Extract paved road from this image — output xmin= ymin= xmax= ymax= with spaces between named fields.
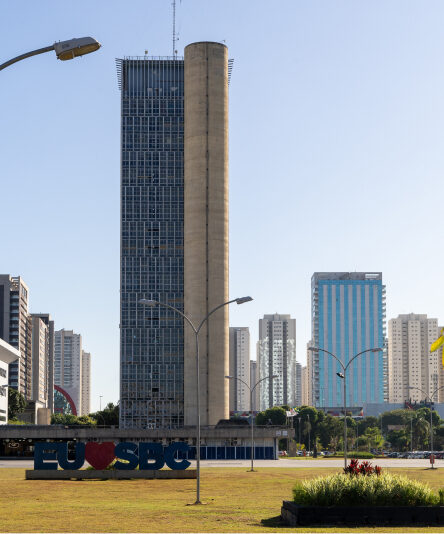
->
xmin=0 ymin=458 xmax=442 ymax=469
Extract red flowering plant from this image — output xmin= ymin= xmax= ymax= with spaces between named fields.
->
xmin=343 ymin=458 xmax=382 ymax=476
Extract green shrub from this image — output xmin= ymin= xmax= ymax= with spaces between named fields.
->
xmin=347 ymin=452 xmax=374 ymax=459
xmin=293 ymin=472 xmax=440 ymax=507
xmin=331 ymin=452 xmax=374 ymax=459
xmin=7 ymin=418 xmax=27 ymax=425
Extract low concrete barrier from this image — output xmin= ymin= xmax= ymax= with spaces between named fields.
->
xmin=281 ymin=501 xmax=444 ymax=526
xmin=26 ymin=469 xmax=197 ymax=480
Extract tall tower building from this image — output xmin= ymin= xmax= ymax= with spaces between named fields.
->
xmin=54 ymin=330 xmax=82 ymax=415
xmin=30 ymin=315 xmax=49 ymax=406
xmin=295 ymin=361 xmax=302 ymax=406
xmin=31 ymin=313 xmax=54 ymax=413
xmin=0 ymin=275 xmax=32 ymax=400
xmin=81 ymin=351 xmax=91 ymax=415
xmin=301 ymin=365 xmax=309 ymax=406
xmin=439 ymin=326 xmax=444 ymax=403
xmin=388 ymin=314 xmax=440 ymax=403
xmin=229 ymin=327 xmax=250 ymax=412
xmin=250 ymin=360 xmax=260 ymax=411
xmin=311 ymin=272 xmax=386 ymax=408
xmin=258 ymin=314 xmax=297 ymax=411
xmin=117 ymin=42 xmax=229 ymax=429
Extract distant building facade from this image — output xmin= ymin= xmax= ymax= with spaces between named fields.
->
xmin=0 ymin=275 xmax=32 ymax=400
xmin=30 ymin=315 xmax=49 ymax=405
xmin=388 ymin=314 xmax=440 ymax=403
xmin=301 ymin=365 xmax=309 ymax=406
xmin=81 ymin=351 xmax=91 ymax=415
xmin=258 ymin=314 xmax=297 ymax=410
xmin=439 ymin=326 xmax=444 ymax=404
xmin=250 ymin=360 xmax=259 ymax=411
xmin=229 ymin=327 xmax=250 ymax=412
xmin=54 ymin=330 xmax=82 ymax=415
xmin=0 ymin=338 xmax=21 ymax=424
xmin=310 ymin=272 xmax=386 ymax=408
xmin=295 ymin=362 xmax=302 ymax=406
xmin=31 ymin=314 xmax=55 ymax=412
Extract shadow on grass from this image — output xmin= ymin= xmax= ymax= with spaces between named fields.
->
xmin=261 ymin=515 xmax=285 ymax=529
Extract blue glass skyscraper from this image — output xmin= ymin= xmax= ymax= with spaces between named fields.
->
xmin=310 ymin=272 xmax=387 ymax=408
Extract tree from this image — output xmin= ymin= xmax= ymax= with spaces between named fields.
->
xmin=317 ymin=414 xmax=342 ymax=449
xmin=89 ymin=402 xmax=119 ymax=426
xmin=51 ymin=413 xmax=97 ymax=426
xmin=255 ymin=406 xmax=286 ymax=426
xmin=387 ymin=429 xmax=409 ymax=451
xmin=357 ymin=416 xmax=378 ymax=434
xmin=363 ymin=427 xmax=383 ymax=451
xmin=8 ymin=388 xmax=27 ymax=420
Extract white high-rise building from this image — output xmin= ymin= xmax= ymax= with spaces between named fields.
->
xmin=301 ymin=365 xmax=309 ymax=406
xmin=54 ymin=330 xmax=82 ymax=415
xmin=388 ymin=314 xmax=440 ymax=403
xmin=439 ymin=326 xmax=444 ymax=403
xmin=258 ymin=314 xmax=297 ymax=410
xmin=31 ymin=316 xmax=49 ymax=405
xmin=295 ymin=362 xmax=302 ymax=406
xmin=250 ymin=360 xmax=260 ymax=411
xmin=81 ymin=351 xmax=91 ymax=415
xmin=229 ymin=327 xmax=250 ymax=412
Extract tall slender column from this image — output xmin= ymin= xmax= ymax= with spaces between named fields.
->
xmin=184 ymin=42 xmax=229 ymax=425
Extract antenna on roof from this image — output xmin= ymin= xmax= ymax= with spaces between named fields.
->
xmin=172 ymin=0 xmax=177 ymax=57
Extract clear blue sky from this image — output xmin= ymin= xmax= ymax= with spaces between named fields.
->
xmin=2 ymin=1 xmax=444 ymax=411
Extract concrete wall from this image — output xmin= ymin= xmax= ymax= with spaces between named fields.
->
xmin=184 ymin=42 xmax=229 ymax=426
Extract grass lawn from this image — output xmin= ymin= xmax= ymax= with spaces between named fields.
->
xmin=1 ymin=467 xmax=443 ymax=533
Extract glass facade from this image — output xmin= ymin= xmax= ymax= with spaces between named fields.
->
xmin=118 ymin=58 xmax=185 ymax=429
xmin=311 ymin=273 xmax=386 ymax=407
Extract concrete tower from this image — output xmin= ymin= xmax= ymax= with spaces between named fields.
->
xmin=184 ymin=42 xmax=229 ymax=426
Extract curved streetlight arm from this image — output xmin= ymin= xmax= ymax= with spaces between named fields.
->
xmin=344 ymin=349 xmax=381 ymax=372
xmin=408 ymin=385 xmax=430 ymax=402
xmin=227 ymin=375 xmax=250 ymax=392
xmin=196 ymin=298 xmax=238 ymax=333
xmin=0 ymin=45 xmax=54 ymax=71
xmin=409 ymin=384 xmax=444 ymax=403
xmin=311 ymin=347 xmax=345 ymax=372
xmin=251 ymin=375 xmax=276 ymax=394
xmin=149 ymin=301 xmax=197 ymax=334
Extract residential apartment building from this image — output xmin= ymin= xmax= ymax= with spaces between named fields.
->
xmin=0 ymin=275 xmax=32 ymax=400
xmin=81 ymin=351 xmax=91 ymax=415
xmin=388 ymin=314 xmax=440 ymax=403
xmin=310 ymin=272 xmax=386 ymax=408
xmin=250 ymin=360 xmax=260 ymax=411
xmin=30 ymin=315 xmax=49 ymax=405
xmin=0 ymin=338 xmax=21 ymax=424
xmin=117 ymin=42 xmax=230 ymax=428
xmin=439 ymin=327 xmax=444 ymax=403
xmin=229 ymin=327 xmax=250 ymax=412
xmin=31 ymin=313 xmax=54 ymax=412
xmin=295 ymin=362 xmax=302 ymax=406
xmin=301 ymin=365 xmax=309 ymax=406
xmin=258 ymin=314 xmax=297 ymax=410
xmin=54 ymin=330 xmax=82 ymax=415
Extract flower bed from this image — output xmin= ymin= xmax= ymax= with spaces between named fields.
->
xmin=281 ymin=460 xmax=444 ymax=526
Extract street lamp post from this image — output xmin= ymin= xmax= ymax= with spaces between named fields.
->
xmin=407 ymin=385 xmax=444 ymax=468
xmin=297 ymin=417 xmax=302 ymax=446
xmin=225 ymin=374 xmax=277 ymax=472
xmin=140 ymin=296 xmax=253 ymax=503
xmin=308 ymin=346 xmax=383 ymax=469
xmin=0 ymin=37 xmax=101 ymax=71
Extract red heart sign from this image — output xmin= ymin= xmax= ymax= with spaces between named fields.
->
xmin=85 ymin=442 xmax=116 ymax=470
